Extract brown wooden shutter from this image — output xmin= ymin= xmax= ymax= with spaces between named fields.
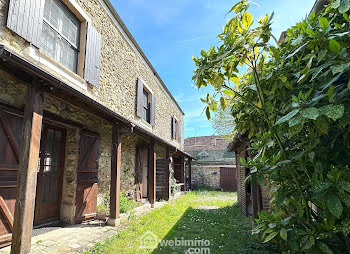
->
xmin=84 ymin=23 xmax=102 ymax=88
xmin=172 ymin=116 xmax=175 ymax=139
xmin=136 ymin=78 xmax=143 ymax=118
xmin=6 ymin=0 xmax=45 ymax=48
xmin=75 ymin=131 xmax=100 ymax=222
xmin=0 ymin=109 xmax=23 ymax=247
xmin=150 ymin=93 xmax=156 ymax=126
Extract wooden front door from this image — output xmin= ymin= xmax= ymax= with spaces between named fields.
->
xmin=220 ymin=167 xmax=237 ymax=191
xmin=34 ymin=125 xmax=66 ymax=225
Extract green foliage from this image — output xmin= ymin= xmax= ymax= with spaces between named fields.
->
xmin=193 ymin=0 xmax=350 ymax=252
xmin=97 ymin=192 xmax=138 ymax=214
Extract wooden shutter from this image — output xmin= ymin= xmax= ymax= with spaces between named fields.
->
xmin=171 ymin=116 xmax=175 ymax=139
xmin=6 ymin=0 xmax=45 ymax=48
xmin=0 ymin=109 xmax=23 ymax=247
xmin=84 ymin=23 xmax=102 ymax=88
xmin=75 ymin=131 xmax=100 ymax=222
xmin=150 ymin=94 xmax=156 ymax=126
xmin=136 ymin=78 xmax=143 ymax=118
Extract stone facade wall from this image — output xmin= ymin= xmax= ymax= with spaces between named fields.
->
xmin=0 ymin=0 xmax=184 ymax=150
xmin=0 ymin=72 xmax=170 ymax=223
xmin=190 ymin=165 xmax=221 ymax=190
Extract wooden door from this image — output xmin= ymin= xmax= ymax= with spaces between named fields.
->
xmin=75 ymin=131 xmax=100 ymax=222
xmin=220 ymin=167 xmax=237 ymax=191
xmin=34 ymin=125 xmax=66 ymax=225
xmin=0 ymin=109 xmax=23 ymax=247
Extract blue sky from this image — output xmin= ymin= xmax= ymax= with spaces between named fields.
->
xmin=112 ymin=0 xmax=315 ymax=138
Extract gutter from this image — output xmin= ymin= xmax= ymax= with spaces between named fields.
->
xmin=0 ymin=45 xmax=193 ymax=159
xmin=102 ymin=0 xmax=185 ymax=116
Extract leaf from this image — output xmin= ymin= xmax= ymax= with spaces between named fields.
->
xmin=257 ymin=174 xmax=265 ymax=187
xmin=222 ymin=89 xmax=235 ymax=96
xmin=301 ymin=235 xmax=315 ymax=250
xmin=344 ymin=13 xmax=350 ymax=22
xmin=331 ymin=63 xmax=350 ymax=74
xmin=289 ymin=114 xmax=304 ymax=127
xmin=332 ymin=0 xmax=340 ymax=8
xmin=328 ymin=85 xmax=334 ymax=99
xmin=220 ymin=96 xmax=227 ymax=110
xmin=263 ymin=231 xmax=278 ymax=243
xmin=205 ymin=107 xmax=211 ymax=120
xmin=327 ymin=194 xmax=343 ymax=218
xmin=318 ymin=242 xmax=333 ymax=254
xmin=325 ymin=105 xmax=344 ymax=121
xmin=286 ymin=42 xmax=308 ymax=59
xmin=300 ymin=107 xmax=319 ymax=120
xmin=275 ymin=109 xmax=300 ymax=125
xmin=257 ymin=101 xmax=262 ymax=109
xmin=280 ymin=76 xmax=287 ymax=83
xmin=329 ymin=39 xmax=341 ymax=53
xmin=289 ymin=124 xmax=303 ymax=137
xmin=311 ymin=182 xmax=332 ymax=193
xmin=280 ymin=228 xmax=287 ymax=241
xmin=315 ymin=116 xmax=329 ymax=134
xmin=339 ymin=0 xmax=350 ymax=13
xmin=342 ymin=181 xmax=350 ymax=193
xmin=319 ymin=17 xmax=329 ymax=31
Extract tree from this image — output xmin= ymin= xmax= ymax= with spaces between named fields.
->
xmin=211 ymin=107 xmax=235 ymax=140
xmin=192 ymin=0 xmax=350 ymax=252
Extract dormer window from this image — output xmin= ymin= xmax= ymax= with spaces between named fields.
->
xmin=40 ymin=0 xmax=80 ymax=72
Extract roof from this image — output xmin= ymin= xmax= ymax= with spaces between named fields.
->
xmin=185 ymin=135 xmax=229 ymax=150
xmin=227 ymin=133 xmax=250 ymax=152
xmin=101 ymin=0 xmax=184 ymax=116
xmin=185 ymin=149 xmax=235 ymax=165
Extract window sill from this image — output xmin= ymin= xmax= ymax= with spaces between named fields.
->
xmin=28 ymin=45 xmax=87 ymax=91
xmin=138 ymin=118 xmax=153 ymax=131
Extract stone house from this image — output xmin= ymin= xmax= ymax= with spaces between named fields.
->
xmin=0 ymin=0 xmax=193 ymax=252
xmin=185 ymin=135 xmax=236 ymax=191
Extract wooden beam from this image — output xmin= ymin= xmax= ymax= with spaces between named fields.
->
xmin=0 ymin=196 xmax=14 ymax=231
xmin=251 ymin=178 xmax=259 ymax=219
xmin=188 ymin=159 xmax=192 ymax=190
xmin=108 ymin=124 xmax=121 ymax=224
xmin=166 ymin=148 xmax=171 ymax=201
xmin=11 ymin=81 xmax=44 ymax=254
xmin=148 ymin=141 xmax=156 ymax=206
xmin=180 ymin=156 xmax=185 ymax=191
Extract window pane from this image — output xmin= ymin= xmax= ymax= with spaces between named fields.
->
xmin=41 ymin=0 xmax=80 ymax=72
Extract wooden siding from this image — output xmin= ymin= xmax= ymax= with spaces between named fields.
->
xmin=84 ymin=23 xmax=102 ymax=88
xmin=6 ymin=0 xmax=45 ymax=47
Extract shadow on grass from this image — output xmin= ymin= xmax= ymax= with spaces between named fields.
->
xmin=152 ymin=203 xmax=279 ymax=254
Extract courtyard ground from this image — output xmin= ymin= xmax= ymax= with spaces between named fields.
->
xmin=87 ymin=190 xmax=279 ymax=254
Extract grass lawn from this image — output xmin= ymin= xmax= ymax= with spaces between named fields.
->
xmin=87 ymin=190 xmax=279 ymax=254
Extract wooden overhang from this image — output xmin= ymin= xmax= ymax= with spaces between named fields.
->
xmin=0 ymin=45 xmax=193 ymax=160
xmin=227 ymin=133 xmax=250 ymax=152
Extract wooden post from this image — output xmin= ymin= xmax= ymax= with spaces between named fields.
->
xmin=166 ymin=148 xmax=172 ymax=200
xmin=148 ymin=141 xmax=156 ymax=207
xmin=180 ymin=156 xmax=185 ymax=191
xmin=107 ymin=124 xmax=121 ymax=226
xmin=188 ymin=158 xmax=192 ymax=190
xmin=11 ymin=81 xmax=44 ymax=254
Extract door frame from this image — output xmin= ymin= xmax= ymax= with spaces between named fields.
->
xmin=34 ymin=123 xmax=66 ymax=226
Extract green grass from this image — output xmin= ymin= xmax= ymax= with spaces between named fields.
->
xmin=87 ymin=190 xmax=279 ymax=254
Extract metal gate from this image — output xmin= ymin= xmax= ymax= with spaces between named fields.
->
xmin=220 ymin=167 xmax=237 ymax=191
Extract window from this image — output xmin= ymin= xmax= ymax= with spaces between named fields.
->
xmin=136 ymin=79 xmax=156 ymax=126
xmin=141 ymin=88 xmax=151 ymax=123
xmin=40 ymin=0 xmax=80 ymax=72
xmin=172 ymin=116 xmax=181 ymax=142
